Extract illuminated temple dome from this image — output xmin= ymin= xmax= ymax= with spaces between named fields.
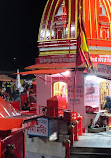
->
xmin=38 ymin=0 xmax=111 ymax=56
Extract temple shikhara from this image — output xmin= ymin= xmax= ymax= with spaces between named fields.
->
xmin=38 ymin=0 xmax=111 ymax=58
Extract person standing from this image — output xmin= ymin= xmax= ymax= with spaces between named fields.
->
xmin=5 ymin=82 xmax=11 ymax=100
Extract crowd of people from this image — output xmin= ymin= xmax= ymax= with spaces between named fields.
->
xmin=0 ymin=81 xmax=33 ymax=102
xmin=0 ymin=80 xmax=37 ymax=112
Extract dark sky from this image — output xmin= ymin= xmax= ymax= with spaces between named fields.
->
xmin=0 ymin=0 xmax=47 ymax=72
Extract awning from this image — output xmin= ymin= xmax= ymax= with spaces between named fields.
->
xmin=0 ymin=75 xmax=15 ymax=82
xmin=25 ymin=63 xmax=76 ymax=70
xmin=0 ymin=96 xmax=37 ymax=131
xmin=15 ymin=69 xmax=72 ymax=75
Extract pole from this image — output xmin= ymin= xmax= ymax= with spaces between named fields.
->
xmin=19 ymin=92 xmax=22 ymax=110
xmin=73 ymin=68 xmax=77 ymax=119
xmin=0 ymin=138 xmax=1 ymax=158
xmin=72 ymin=0 xmax=80 ymax=120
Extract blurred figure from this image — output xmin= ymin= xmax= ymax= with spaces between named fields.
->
xmin=22 ymin=100 xmax=30 ymax=110
xmin=103 ymin=96 xmax=111 ymax=113
xmin=2 ymin=144 xmax=20 ymax=158
xmin=14 ymin=90 xmax=20 ymax=101
xmin=0 ymin=87 xmax=5 ymax=99
xmin=5 ymin=82 xmax=11 ymax=96
xmin=11 ymin=83 xmax=16 ymax=101
xmin=42 ymin=107 xmax=47 ymax=116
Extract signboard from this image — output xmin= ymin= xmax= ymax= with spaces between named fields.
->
xmin=84 ymin=79 xmax=100 ymax=106
xmin=27 ymin=118 xmax=58 ymax=140
xmin=96 ymin=64 xmax=111 ymax=78
xmin=91 ymin=54 xmax=111 ymax=66
xmin=35 ymin=54 xmax=76 ymax=64
xmin=27 ymin=117 xmax=49 ymax=137
xmin=35 ymin=54 xmax=111 ymax=66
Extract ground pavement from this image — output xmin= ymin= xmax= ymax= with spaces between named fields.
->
xmin=26 ymin=130 xmax=111 ymax=158
xmin=70 ymin=130 xmax=111 ymax=158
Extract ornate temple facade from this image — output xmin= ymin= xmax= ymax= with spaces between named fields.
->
xmin=38 ymin=0 xmax=111 ymax=66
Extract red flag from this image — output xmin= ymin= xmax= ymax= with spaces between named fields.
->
xmin=76 ymin=2 xmax=93 ymax=69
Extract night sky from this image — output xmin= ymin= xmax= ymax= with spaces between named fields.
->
xmin=0 ymin=0 xmax=47 ymax=72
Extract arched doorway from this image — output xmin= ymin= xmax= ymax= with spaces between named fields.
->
xmin=53 ymin=81 xmax=68 ymax=101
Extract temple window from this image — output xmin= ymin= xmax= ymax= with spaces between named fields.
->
xmin=100 ymin=27 xmax=109 ymax=39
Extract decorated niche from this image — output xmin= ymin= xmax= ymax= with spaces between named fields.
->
xmin=52 ymin=0 xmax=76 ymax=39
xmin=52 ymin=0 xmax=68 ymax=39
xmin=39 ymin=0 xmax=76 ymax=41
xmin=98 ymin=0 xmax=110 ymax=39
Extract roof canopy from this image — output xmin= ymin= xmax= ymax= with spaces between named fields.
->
xmin=0 ymin=75 xmax=15 ymax=82
xmin=15 ymin=69 xmax=73 ymax=75
xmin=25 ymin=63 xmax=76 ymax=70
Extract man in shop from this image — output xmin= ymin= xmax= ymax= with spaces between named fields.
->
xmin=100 ymin=96 xmax=111 ymax=127
xmin=91 ymin=96 xmax=111 ymax=128
xmin=103 ymin=96 xmax=111 ymax=113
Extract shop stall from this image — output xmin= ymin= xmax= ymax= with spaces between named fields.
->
xmin=85 ymin=64 xmax=111 ymax=130
xmin=0 ymin=96 xmax=38 ymax=158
